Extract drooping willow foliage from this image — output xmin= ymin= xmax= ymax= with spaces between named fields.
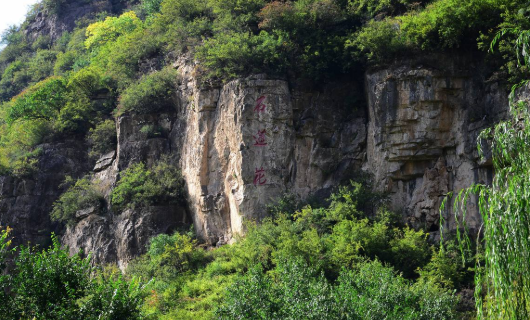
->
xmin=446 ymin=28 xmax=530 ymax=319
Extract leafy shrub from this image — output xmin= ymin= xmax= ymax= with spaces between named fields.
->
xmin=141 ymin=0 xmax=163 ymax=15
xmin=79 ymin=275 xmax=144 ymax=320
xmin=334 ymin=260 xmax=458 ymax=319
xmin=0 ymin=114 xmax=50 ymax=176
xmin=196 ymin=30 xmax=291 ymax=80
xmin=129 ymin=231 xmax=207 ymax=280
xmin=217 ymin=258 xmax=458 ymax=319
xmin=85 ymin=12 xmax=143 ymax=51
xmin=348 ymin=0 xmax=431 ymax=18
xmin=27 ymin=49 xmax=59 ymax=82
xmin=51 ymin=176 xmax=105 ymax=225
xmin=0 ymin=59 xmax=32 ymax=102
xmin=118 ymin=68 xmax=178 ymax=115
xmin=6 ymin=77 xmax=67 ymax=124
xmin=347 ymin=18 xmax=408 ymax=62
xmin=139 ymin=124 xmax=164 ymax=138
xmin=87 ymin=119 xmax=117 ymax=157
xmin=419 ymin=240 xmax=475 ymax=290
xmin=0 ymin=27 xmax=29 ymax=66
xmin=0 ymin=233 xmax=144 ymax=319
xmin=349 ymin=0 xmax=512 ymax=63
xmin=53 ymin=51 xmax=77 ymax=75
xmin=31 ymin=35 xmax=52 ymax=51
xmin=6 ymin=235 xmax=92 ymax=319
xmin=111 ymin=160 xmax=185 ymax=211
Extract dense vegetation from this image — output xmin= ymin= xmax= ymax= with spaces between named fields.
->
xmin=123 ymin=182 xmax=472 ymax=319
xmin=2 ymin=182 xmax=473 ymax=319
xmin=0 ymin=229 xmax=144 ymax=319
xmin=2 ymin=0 xmax=530 ymax=319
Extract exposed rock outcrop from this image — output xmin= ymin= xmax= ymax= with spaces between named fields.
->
xmin=0 ymin=141 xmax=90 ymax=247
xmin=0 ymin=53 xmax=517 ymax=265
xmin=364 ymin=58 xmax=508 ymax=233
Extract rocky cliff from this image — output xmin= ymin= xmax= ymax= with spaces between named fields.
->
xmin=0 ymin=53 xmax=515 ymax=267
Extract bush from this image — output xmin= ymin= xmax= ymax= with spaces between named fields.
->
xmin=6 ymin=235 xmax=92 ymax=319
xmin=51 ymin=176 xmax=105 ymax=225
xmin=334 ymin=260 xmax=458 ymax=319
xmin=349 ymin=0 xmax=511 ymax=63
xmin=111 ymin=160 xmax=185 ymax=211
xmin=87 ymin=119 xmax=117 ymax=157
xmin=54 ymin=51 xmax=77 ymax=75
xmin=217 ymin=258 xmax=458 ymax=319
xmin=85 ymin=12 xmax=143 ymax=51
xmin=79 ymin=275 xmax=144 ymax=320
xmin=196 ymin=30 xmax=292 ymax=80
xmin=141 ymin=0 xmax=163 ymax=15
xmin=0 ymin=233 xmax=145 ymax=319
xmin=118 ymin=68 xmax=178 ymax=115
xmin=0 ymin=59 xmax=32 ymax=102
xmin=27 ymin=50 xmax=59 ymax=83
xmin=6 ymin=77 xmax=67 ymax=124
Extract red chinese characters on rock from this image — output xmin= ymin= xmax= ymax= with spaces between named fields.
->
xmin=254 ymin=96 xmax=266 ymax=113
xmin=253 ymin=129 xmax=267 ymax=146
xmin=253 ymin=167 xmax=267 ymax=186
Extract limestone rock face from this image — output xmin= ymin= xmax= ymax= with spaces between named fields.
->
xmin=0 ymin=141 xmax=90 ymax=247
xmin=179 ymin=76 xmax=296 ymax=244
xmin=174 ymin=58 xmax=367 ymax=244
xmin=365 ymin=59 xmax=508 ymax=233
xmin=62 ymin=205 xmax=189 ymax=270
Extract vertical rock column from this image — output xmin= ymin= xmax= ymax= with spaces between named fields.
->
xmin=181 ymin=78 xmax=294 ymax=245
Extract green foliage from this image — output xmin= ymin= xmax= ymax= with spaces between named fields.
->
xmin=0 ymin=232 xmax=145 ymax=319
xmin=87 ymin=119 xmax=117 ymax=157
xmin=142 ymin=0 xmax=164 ymax=15
xmin=419 ymin=240 xmax=475 ymax=290
xmin=28 ymin=49 xmax=59 ymax=82
xmin=349 ymin=0 xmax=515 ymax=63
xmin=348 ymin=0 xmax=430 ymax=18
xmin=85 ymin=12 xmax=143 ymax=51
xmin=129 ymin=230 xmax=207 ymax=282
xmin=333 ymin=260 xmax=458 ymax=319
xmin=127 ymin=181 xmax=462 ymax=318
xmin=79 ymin=275 xmax=144 ymax=320
xmin=54 ymin=51 xmax=77 ymax=75
xmin=450 ymin=100 xmax=530 ymax=318
xmin=448 ymin=24 xmax=530 ymax=318
xmin=196 ymin=30 xmax=291 ymax=80
xmin=217 ymin=258 xmax=458 ymax=319
xmin=7 ymin=235 xmax=92 ymax=319
xmin=51 ymin=176 xmax=105 ymax=225
xmin=0 ymin=59 xmax=32 ymax=102
xmin=6 ymin=76 xmax=67 ymax=123
xmin=118 ymin=68 xmax=177 ymax=115
xmin=0 ymin=26 xmax=29 ymax=66
xmin=111 ymin=160 xmax=185 ymax=211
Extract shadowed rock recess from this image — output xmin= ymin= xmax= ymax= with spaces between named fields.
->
xmin=0 ymin=52 xmax=518 ymax=267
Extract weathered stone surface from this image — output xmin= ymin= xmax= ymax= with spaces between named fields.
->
xmin=0 ymin=141 xmax=90 ymax=247
xmin=179 ymin=75 xmax=295 ymax=244
xmin=63 ymin=205 xmax=189 ymax=270
xmin=93 ymin=150 xmax=116 ymax=172
xmin=365 ymin=58 xmax=508 ymax=233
